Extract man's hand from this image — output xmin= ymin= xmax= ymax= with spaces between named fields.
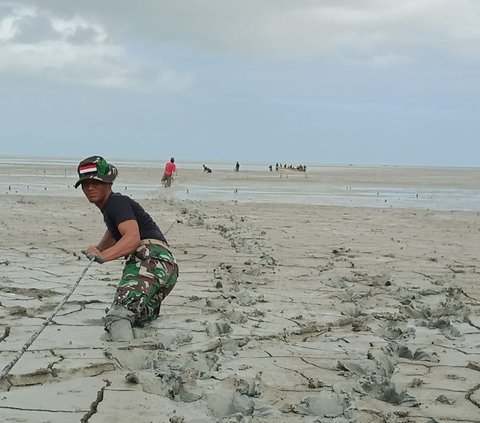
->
xmin=82 ymin=250 xmax=105 ymax=264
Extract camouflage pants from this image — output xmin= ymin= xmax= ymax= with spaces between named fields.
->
xmin=113 ymin=239 xmax=178 ymax=327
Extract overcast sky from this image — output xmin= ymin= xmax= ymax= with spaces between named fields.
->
xmin=1 ymin=0 xmax=479 ymax=166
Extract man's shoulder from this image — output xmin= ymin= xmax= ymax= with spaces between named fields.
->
xmin=105 ymin=192 xmax=130 ymax=207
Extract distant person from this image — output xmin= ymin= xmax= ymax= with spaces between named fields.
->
xmin=269 ymin=164 xmax=273 ymax=171
xmin=275 ymin=163 xmax=279 ymax=171
xmin=235 ymin=161 xmax=240 ymax=172
xmin=161 ymin=157 xmax=176 ymax=187
xmin=203 ymin=164 xmax=212 ymax=173
xmin=75 ymin=155 xmax=179 ymax=341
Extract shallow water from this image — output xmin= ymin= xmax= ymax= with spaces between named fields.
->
xmin=1 ymin=156 xmax=479 ymax=211
xmin=175 ymin=183 xmax=480 ymax=211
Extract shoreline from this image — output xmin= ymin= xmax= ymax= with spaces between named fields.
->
xmin=1 ymin=159 xmax=480 ymax=211
xmin=1 ymin=153 xmax=479 ymax=171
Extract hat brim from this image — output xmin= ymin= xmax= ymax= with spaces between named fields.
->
xmin=74 ymin=174 xmax=114 ymax=188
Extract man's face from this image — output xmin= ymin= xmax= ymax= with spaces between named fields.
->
xmin=81 ymin=180 xmax=112 ymax=207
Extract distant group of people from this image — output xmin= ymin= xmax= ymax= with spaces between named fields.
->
xmin=161 ymin=158 xmax=309 ymax=189
xmin=203 ymin=161 xmax=239 ymax=173
xmin=271 ymin=163 xmax=307 ymax=172
xmin=161 ymin=158 xmax=236 ymax=187
xmin=201 ymin=162 xmax=241 ymax=174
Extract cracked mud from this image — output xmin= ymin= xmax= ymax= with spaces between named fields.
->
xmin=1 ymin=166 xmax=480 ymax=423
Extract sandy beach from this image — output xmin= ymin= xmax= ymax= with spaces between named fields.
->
xmin=0 ymin=162 xmax=479 ymax=422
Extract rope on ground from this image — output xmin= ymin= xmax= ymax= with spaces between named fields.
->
xmin=0 ymin=219 xmax=178 ymax=382
xmin=164 ymin=219 xmax=177 ymax=236
xmin=0 ymin=258 xmax=94 ymax=382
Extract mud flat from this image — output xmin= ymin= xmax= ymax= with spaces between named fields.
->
xmin=0 ymin=164 xmax=479 ymax=422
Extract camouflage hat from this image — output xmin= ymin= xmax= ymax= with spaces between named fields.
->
xmin=74 ymin=156 xmax=118 ymax=188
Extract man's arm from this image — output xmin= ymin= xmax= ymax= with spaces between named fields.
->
xmin=96 ymin=230 xmax=117 ymax=251
xmin=87 ymin=220 xmax=141 ymax=262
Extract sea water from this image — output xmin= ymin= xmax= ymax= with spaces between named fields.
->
xmin=0 ymin=156 xmax=479 ymax=212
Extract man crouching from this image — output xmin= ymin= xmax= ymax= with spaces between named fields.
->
xmin=75 ymin=155 xmax=178 ymax=341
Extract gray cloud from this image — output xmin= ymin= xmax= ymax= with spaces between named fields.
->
xmin=22 ymin=0 xmax=480 ymax=61
xmin=2 ymin=1 xmax=480 ymax=88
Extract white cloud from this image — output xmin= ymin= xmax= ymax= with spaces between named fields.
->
xmin=0 ymin=4 xmax=35 ymax=41
xmin=50 ymin=16 xmax=107 ymax=44
xmin=0 ymin=3 xmax=192 ymax=90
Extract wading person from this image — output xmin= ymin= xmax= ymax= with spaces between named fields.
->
xmin=75 ymin=156 xmax=178 ymax=341
xmin=161 ymin=157 xmax=176 ymax=187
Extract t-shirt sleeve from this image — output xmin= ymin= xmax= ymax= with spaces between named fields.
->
xmin=105 ymin=195 xmax=136 ymax=226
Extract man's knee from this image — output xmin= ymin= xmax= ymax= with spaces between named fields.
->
xmin=104 ymin=305 xmax=135 ymax=341
xmin=105 ymin=305 xmax=135 ymax=327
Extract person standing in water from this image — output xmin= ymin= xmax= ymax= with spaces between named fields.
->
xmin=75 ymin=155 xmax=179 ymax=341
xmin=161 ymin=157 xmax=176 ymax=187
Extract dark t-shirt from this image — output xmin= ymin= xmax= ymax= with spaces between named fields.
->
xmin=101 ymin=192 xmax=167 ymax=243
